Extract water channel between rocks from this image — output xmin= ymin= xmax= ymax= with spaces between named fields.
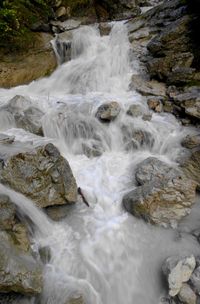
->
xmin=0 ymin=22 xmax=199 ymax=304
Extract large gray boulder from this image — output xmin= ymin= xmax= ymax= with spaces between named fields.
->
xmin=123 ymin=158 xmax=197 ymax=226
xmin=0 ymin=231 xmax=42 ymax=295
xmin=0 ymin=143 xmax=77 ymax=208
xmin=162 ymin=255 xmax=196 ymax=297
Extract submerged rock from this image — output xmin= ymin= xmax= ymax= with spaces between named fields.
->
xmin=126 ymin=104 xmax=144 ymax=117
xmin=181 ymin=135 xmax=200 ymax=149
xmin=0 ymin=134 xmax=15 ymax=144
xmin=122 ymin=126 xmax=154 ymax=151
xmin=162 ymin=255 xmax=196 ymax=297
xmin=0 ymin=143 xmax=77 ymax=208
xmin=95 ymin=102 xmax=121 ymax=122
xmin=123 ymin=157 xmax=196 ymax=226
xmin=1 ymin=95 xmax=44 ymax=136
xmin=0 ymin=231 xmax=42 ymax=295
xmin=66 ymin=297 xmax=84 ymax=304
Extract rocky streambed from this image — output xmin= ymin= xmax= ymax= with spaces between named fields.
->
xmin=0 ymin=0 xmax=200 ymax=303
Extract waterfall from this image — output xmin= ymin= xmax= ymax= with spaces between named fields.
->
xmin=0 ymin=22 xmax=199 ymax=304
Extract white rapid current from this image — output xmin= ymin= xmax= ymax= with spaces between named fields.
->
xmin=0 ymin=22 xmax=199 ymax=304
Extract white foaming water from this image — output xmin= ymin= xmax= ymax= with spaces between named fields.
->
xmin=0 ymin=22 xmax=199 ymax=304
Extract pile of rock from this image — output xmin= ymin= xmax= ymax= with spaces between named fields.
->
xmin=162 ymin=255 xmax=200 ymax=304
xmin=128 ymin=0 xmax=200 ymax=124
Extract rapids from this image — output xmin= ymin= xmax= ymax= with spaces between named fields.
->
xmin=0 ymin=22 xmax=199 ymax=304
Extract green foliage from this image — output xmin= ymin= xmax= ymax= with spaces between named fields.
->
xmin=0 ymin=0 xmax=53 ymax=51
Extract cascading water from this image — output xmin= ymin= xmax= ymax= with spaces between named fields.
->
xmin=0 ymin=22 xmax=199 ymax=304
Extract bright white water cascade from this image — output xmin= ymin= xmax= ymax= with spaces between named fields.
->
xmin=0 ymin=22 xmax=199 ymax=304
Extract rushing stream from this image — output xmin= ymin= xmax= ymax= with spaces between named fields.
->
xmin=0 ymin=22 xmax=199 ymax=304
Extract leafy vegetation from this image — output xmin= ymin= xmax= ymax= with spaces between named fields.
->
xmin=0 ymin=0 xmax=53 ymax=51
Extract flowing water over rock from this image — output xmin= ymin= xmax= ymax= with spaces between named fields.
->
xmin=0 ymin=22 xmax=199 ymax=304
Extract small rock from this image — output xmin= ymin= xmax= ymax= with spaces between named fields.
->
xmin=95 ymin=102 xmax=121 ymax=122
xmin=55 ymin=6 xmax=67 ymax=19
xmin=82 ymin=142 xmax=103 ymax=158
xmin=162 ymin=255 xmax=196 ymax=297
xmin=127 ymin=104 xmax=144 ymax=117
xmin=142 ymin=113 xmax=152 ymax=121
xmin=147 ymin=96 xmax=163 ymax=112
xmin=163 ymin=100 xmax=174 ymax=113
xmin=99 ymin=23 xmax=112 ymax=36
xmin=178 ymin=283 xmax=197 ymax=304
xmin=122 ymin=126 xmax=154 ymax=150
xmin=0 ymin=134 xmax=15 ymax=144
xmin=181 ymin=135 xmax=200 ymax=149
xmin=66 ymin=296 xmax=84 ymax=304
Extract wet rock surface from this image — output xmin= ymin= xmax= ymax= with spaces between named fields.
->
xmin=0 ymin=143 xmax=77 ymax=208
xmin=181 ymin=150 xmax=200 ymax=190
xmin=181 ymin=135 xmax=200 ymax=149
xmin=0 ymin=95 xmax=44 ymax=136
xmin=0 ymin=231 xmax=42 ymax=295
xmin=123 ymin=157 xmax=197 ymax=226
xmin=95 ymin=102 xmax=121 ymax=122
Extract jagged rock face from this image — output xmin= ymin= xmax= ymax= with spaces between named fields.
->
xmin=0 ymin=231 xmax=42 ymax=295
xmin=0 ymin=143 xmax=77 ymax=208
xmin=123 ymin=157 xmax=197 ymax=227
xmin=144 ymin=0 xmax=200 ymax=87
